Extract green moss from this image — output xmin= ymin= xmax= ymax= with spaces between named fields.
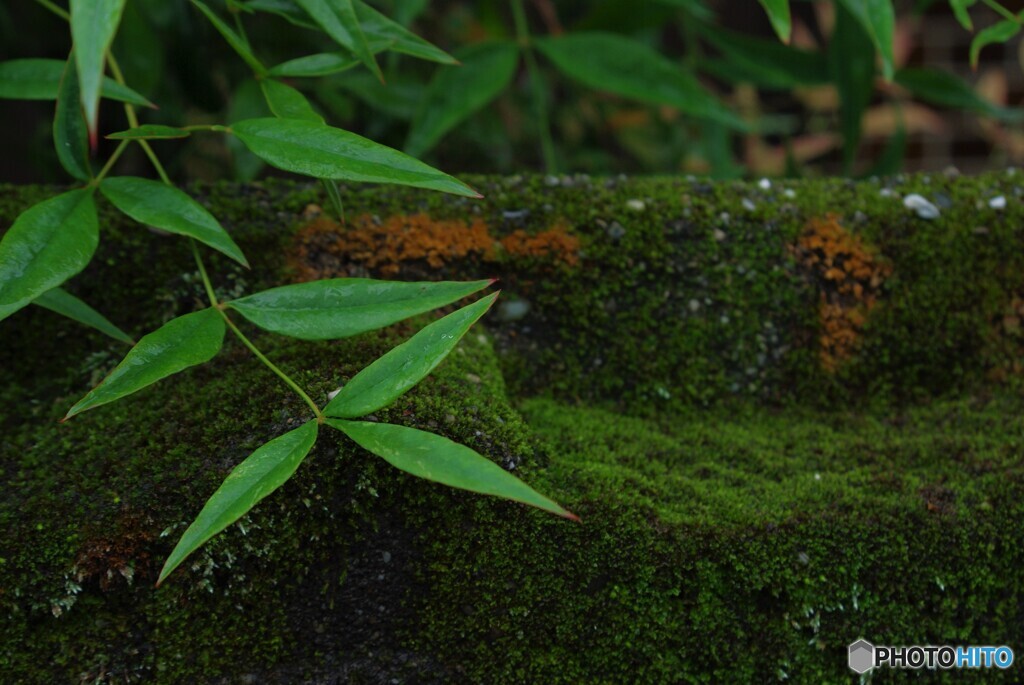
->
xmin=2 ymin=175 xmax=1023 ymax=682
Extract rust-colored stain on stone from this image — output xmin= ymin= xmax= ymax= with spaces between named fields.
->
xmin=289 ymin=213 xmax=580 ymax=281
xmin=791 ymin=214 xmax=892 ymax=372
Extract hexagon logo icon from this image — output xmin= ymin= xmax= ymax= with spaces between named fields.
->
xmin=849 ymin=639 xmax=875 ymax=673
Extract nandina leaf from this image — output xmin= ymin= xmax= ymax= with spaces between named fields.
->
xmin=970 ymin=18 xmax=1021 ymax=69
xmin=405 ymin=41 xmax=519 ymax=157
xmin=834 ymin=0 xmax=895 ymax=80
xmin=227 ymin=278 xmax=493 ymax=340
xmin=64 ymin=308 xmax=225 ymax=419
xmin=191 ymin=0 xmax=266 ymax=75
xmin=260 ymin=79 xmax=324 ymax=123
xmin=157 ymin=420 xmax=318 ymax=585
xmin=0 ymin=189 xmax=98 ymax=323
xmin=351 ymin=0 xmax=455 ymax=65
xmin=54 ymin=53 xmax=92 ymax=181
xmin=100 ymin=177 xmax=249 ymax=267
xmin=294 ymin=0 xmax=382 ymax=81
xmin=268 ymin=52 xmax=360 ymax=78
xmin=0 ymin=59 xmax=154 ymax=105
xmin=231 ymin=117 xmax=480 ymax=196
xmin=70 ymin=0 xmax=128 ymax=144
xmin=758 ymin=0 xmax=791 ymax=43
xmin=33 ymin=287 xmax=133 ymax=344
xmin=325 ymin=293 xmax=498 ymax=418
xmin=328 ymin=419 xmax=578 ymax=520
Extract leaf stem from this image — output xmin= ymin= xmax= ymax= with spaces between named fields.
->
xmin=106 ymin=53 xmax=174 ymax=185
xmin=191 ymin=240 xmax=324 ymax=423
xmin=221 ymin=313 xmax=326 ymax=423
xmin=93 ymin=139 xmax=130 ymax=183
xmin=511 ymin=0 xmax=558 ymax=174
xmin=980 ymin=0 xmax=1020 ymax=23
xmin=33 ymin=0 xmax=69 ymax=21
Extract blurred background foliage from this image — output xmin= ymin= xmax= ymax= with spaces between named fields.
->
xmin=1 ymin=0 xmax=1022 ymax=184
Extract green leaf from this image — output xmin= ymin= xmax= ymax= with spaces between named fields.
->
xmin=535 ymin=32 xmax=747 ymax=130
xmin=231 ymin=117 xmax=480 ymax=196
xmin=244 ymin=0 xmax=319 ymax=30
xmin=33 ymin=287 xmax=133 ymax=344
xmin=107 ymin=124 xmax=193 ymax=140
xmin=970 ymin=18 xmax=1021 ymax=69
xmin=334 ymin=71 xmax=423 ymax=119
xmin=70 ymin=0 xmax=128 ymax=144
xmin=54 ymin=54 xmax=92 ymax=182
xmin=895 ymin=67 xmax=1024 ymax=121
xmin=950 ymin=0 xmax=976 ymax=31
xmin=100 ymin=177 xmax=249 ymax=267
xmin=0 ymin=59 xmax=154 ymax=106
xmin=326 ymin=293 xmax=498 ymax=418
xmin=328 ymin=419 xmax=577 ymax=519
xmin=352 ymin=0 xmax=456 ymax=65
xmin=835 ymin=0 xmax=896 ymax=80
xmin=862 ymin=119 xmax=906 ymax=177
xmin=700 ymin=23 xmax=829 ymax=89
xmin=227 ymin=79 xmax=272 ymax=181
xmin=157 ymin=421 xmax=318 ymax=586
xmin=260 ymin=79 xmax=324 ymax=123
xmin=0 ymin=189 xmax=98 ymax=323
xmin=64 ymin=308 xmax=225 ymax=419
xmin=406 ymin=42 xmax=519 ymax=157
xmin=268 ymin=52 xmax=360 ymax=78
xmin=829 ymin=2 xmax=876 ymax=174
xmin=294 ymin=0 xmax=382 ymax=80
xmin=227 ymin=278 xmax=493 ymax=340
xmin=759 ymin=0 xmax=791 ymax=43
xmin=191 ymin=0 xmax=266 ymax=75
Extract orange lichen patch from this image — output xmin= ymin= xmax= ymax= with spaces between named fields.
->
xmin=500 ymin=221 xmax=580 ymax=267
xmin=289 ymin=213 xmax=580 ymax=281
xmin=791 ymin=214 xmax=892 ymax=372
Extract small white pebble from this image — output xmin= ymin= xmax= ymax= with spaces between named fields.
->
xmin=879 ymin=188 xmax=895 ymax=198
xmin=758 ymin=178 xmax=771 ymax=190
xmin=903 ymin=193 xmax=940 ymax=219
xmin=327 ymin=387 xmax=342 ymax=401
xmin=783 ymin=188 xmax=796 ymax=199
xmin=742 ymin=198 xmax=756 ymax=211
xmin=989 ymin=195 xmax=1007 ymax=210
xmin=688 ymin=299 xmax=701 ymax=313
xmin=712 ymin=228 xmax=727 ymax=242
xmin=626 ymin=199 xmax=646 ymax=211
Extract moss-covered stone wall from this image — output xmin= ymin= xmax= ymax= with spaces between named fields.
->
xmin=1 ymin=174 xmax=1023 ymax=683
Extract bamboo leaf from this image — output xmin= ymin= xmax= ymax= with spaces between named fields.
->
xmin=0 ymin=189 xmax=98 ymax=323
xmin=0 ymin=59 xmax=154 ymax=106
xmin=759 ymin=0 xmax=791 ymax=43
xmin=406 ymin=41 xmax=519 ymax=157
xmin=64 ymin=308 xmax=225 ymax=419
xmin=834 ymin=0 xmax=895 ymax=80
xmin=895 ymin=67 xmax=1024 ymax=121
xmin=191 ymin=0 xmax=266 ymax=75
xmin=829 ymin=2 xmax=875 ymax=173
xmin=535 ymin=32 xmax=747 ymax=130
xmin=950 ymin=0 xmax=976 ymax=31
xmin=54 ymin=54 xmax=92 ymax=182
xmin=227 ymin=278 xmax=493 ymax=340
xmin=700 ymin=23 xmax=828 ymax=89
xmin=328 ymin=419 xmax=577 ymax=520
xmin=326 ymin=293 xmax=498 ymax=418
xmin=158 ymin=421 xmax=318 ymax=585
xmin=231 ymin=117 xmax=480 ymax=196
xmin=294 ymin=0 xmax=382 ymax=80
xmin=260 ymin=79 xmax=324 ymax=123
xmin=70 ymin=0 xmax=128 ymax=144
xmin=33 ymin=287 xmax=133 ymax=344
xmin=970 ymin=18 xmax=1021 ymax=69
